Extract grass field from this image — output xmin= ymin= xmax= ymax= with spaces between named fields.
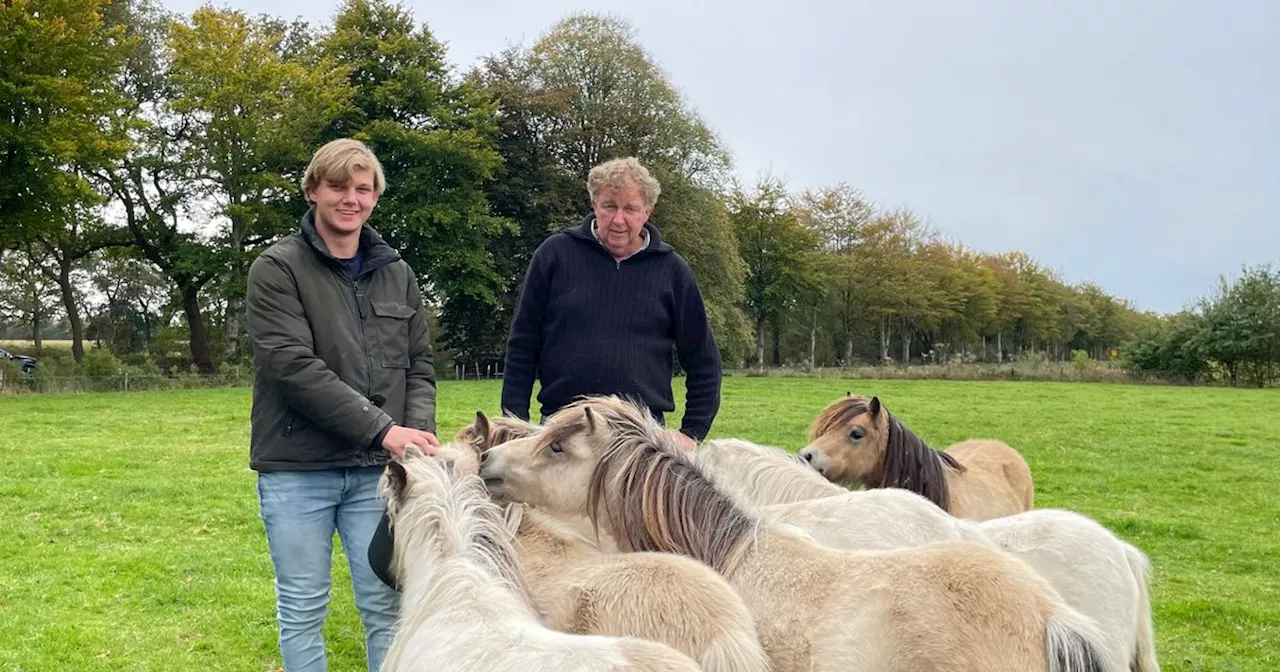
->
xmin=2 ymin=378 xmax=1277 ymax=671
xmin=0 ymin=339 xmax=73 ymax=353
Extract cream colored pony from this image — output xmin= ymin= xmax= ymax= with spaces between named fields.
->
xmin=378 ymin=447 xmax=701 ymax=672
xmin=799 ymin=394 xmax=1034 ymax=519
xmin=506 ymin=504 xmax=770 ymax=672
xmin=692 ymin=438 xmax=848 ymax=507
xmin=457 ymin=412 xmax=771 ymax=672
xmin=696 ymin=438 xmax=1160 ymax=672
xmin=479 ymin=396 xmax=1119 ymax=672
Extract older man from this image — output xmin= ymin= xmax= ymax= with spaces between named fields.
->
xmin=499 ymin=157 xmax=723 ymax=447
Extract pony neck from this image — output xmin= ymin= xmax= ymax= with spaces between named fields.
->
xmin=518 ymin=510 xmax=609 ymax=563
xmin=401 ymin=550 xmax=538 ymax=625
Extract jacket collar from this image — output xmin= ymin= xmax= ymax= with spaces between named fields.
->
xmin=300 ymin=207 xmax=400 ymax=276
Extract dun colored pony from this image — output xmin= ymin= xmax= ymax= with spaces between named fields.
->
xmin=459 ymin=411 xmax=771 ymax=672
xmin=480 ymin=396 xmax=1118 ymax=672
xmin=798 ymin=394 xmax=1034 ymax=519
xmin=504 ymin=504 xmax=771 ymax=672
xmin=694 ymin=438 xmax=1159 ymax=672
xmin=378 ymin=447 xmax=701 ymax=671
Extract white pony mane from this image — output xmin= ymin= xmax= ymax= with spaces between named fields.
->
xmin=381 ymin=454 xmax=531 ymax=614
xmin=693 ymin=438 xmax=846 ymax=508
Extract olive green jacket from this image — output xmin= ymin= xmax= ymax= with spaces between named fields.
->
xmin=246 ymin=209 xmax=435 ymax=472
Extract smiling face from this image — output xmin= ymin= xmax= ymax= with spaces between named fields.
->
xmin=591 ymin=182 xmax=652 ymax=260
xmin=306 ymin=167 xmax=379 ymax=241
xmin=477 ymin=409 xmax=606 ymax=516
xmin=797 ymin=396 xmax=889 ymax=484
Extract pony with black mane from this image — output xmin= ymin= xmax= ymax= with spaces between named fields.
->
xmin=799 ymin=394 xmax=1034 ymax=519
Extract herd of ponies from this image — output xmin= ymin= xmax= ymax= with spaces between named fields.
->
xmin=375 ymin=392 xmax=1159 ymax=672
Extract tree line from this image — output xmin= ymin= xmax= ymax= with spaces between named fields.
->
xmin=3 ymin=0 xmax=1276 ymax=386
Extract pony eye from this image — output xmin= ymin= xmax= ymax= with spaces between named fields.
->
xmin=849 ymin=428 xmax=866 ymax=441
xmin=549 ymin=443 xmax=564 ymax=454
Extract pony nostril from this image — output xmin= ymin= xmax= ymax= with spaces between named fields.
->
xmin=802 ymin=452 xmax=813 ymax=462
xmin=479 ymin=451 xmax=490 ymax=466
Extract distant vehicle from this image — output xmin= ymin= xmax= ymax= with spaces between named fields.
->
xmin=0 ymin=347 xmax=38 ymax=374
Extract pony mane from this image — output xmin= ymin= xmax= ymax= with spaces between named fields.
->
xmin=573 ymin=397 xmax=760 ymax=576
xmin=455 ymin=413 xmax=540 ymax=450
xmin=694 ymin=439 xmax=846 ymax=507
xmin=810 ymin=396 xmax=963 ymax=513
xmin=383 ymin=455 xmax=529 ymax=605
xmin=488 ymin=417 xmax=540 ymax=445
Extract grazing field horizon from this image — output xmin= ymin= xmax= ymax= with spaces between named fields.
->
xmin=1 ymin=378 xmax=1276 ymax=670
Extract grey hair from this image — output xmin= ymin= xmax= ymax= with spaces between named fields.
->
xmin=587 ymin=157 xmax=662 ymax=208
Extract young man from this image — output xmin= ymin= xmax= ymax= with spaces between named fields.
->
xmin=500 ymin=156 xmax=723 ymax=447
xmin=245 ymin=138 xmax=439 ymax=672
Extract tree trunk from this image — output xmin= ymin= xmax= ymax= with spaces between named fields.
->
xmin=900 ymin=317 xmax=911 ymax=366
xmin=30 ymin=310 xmax=43 ymax=352
xmin=755 ymin=314 xmax=766 ymax=369
xmin=770 ymin=315 xmax=782 ymax=367
xmin=997 ymin=329 xmax=1003 ymax=363
xmin=878 ymin=317 xmax=889 ymax=365
xmin=224 ymin=298 xmax=242 ymax=362
xmin=54 ymin=260 xmax=85 ymax=362
xmin=181 ymin=283 xmax=215 ymax=374
xmin=981 ymin=335 xmax=987 ymax=362
xmin=808 ymin=306 xmax=817 ymax=370
xmin=139 ymin=298 xmax=153 ymax=346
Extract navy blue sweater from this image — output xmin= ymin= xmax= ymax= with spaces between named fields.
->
xmin=500 ymin=215 xmax=722 ymax=440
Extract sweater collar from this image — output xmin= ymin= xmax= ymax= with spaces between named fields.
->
xmin=568 ymin=214 xmax=672 ymax=259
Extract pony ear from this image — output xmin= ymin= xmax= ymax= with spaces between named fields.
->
xmin=501 ymin=502 xmax=525 ymax=535
xmin=473 ymin=410 xmax=492 ymax=449
xmin=403 ymin=442 xmax=426 ymax=460
xmin=869 ymin=396 xmax=881 ymax=416
xmin=845 ymin=391 xmax=852 ymax=397
xmin=583 ymin=406 xmax=598 ymax=435
xmin=384 ymin=460 xmax=409 ymax=502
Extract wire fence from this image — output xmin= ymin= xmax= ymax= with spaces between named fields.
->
xmin=0 ymin=365 xmax=511 ymax=395
xmin=0 ymin=370 xmax=254 ymax=394
xmin=0 ymin=361 xmax=1214 ymax=396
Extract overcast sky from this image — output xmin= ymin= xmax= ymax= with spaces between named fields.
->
xmin=166 ymin=0 xmax=1279 ymax=314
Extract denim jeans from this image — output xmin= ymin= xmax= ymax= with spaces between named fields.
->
xmin=257 ymin=467 xmax=399 ymax=672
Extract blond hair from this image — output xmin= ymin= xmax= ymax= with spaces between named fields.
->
xmin=587 ymin=157 xmax=661 ymax=208
xmin=302 ymin=138 xmax=387 ymax=197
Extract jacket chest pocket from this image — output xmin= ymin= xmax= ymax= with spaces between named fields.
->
xmin=370 ymin=300 xmax=416 ymax=368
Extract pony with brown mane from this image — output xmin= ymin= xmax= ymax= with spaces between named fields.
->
xmin=798 ymin=394 xmax=1034 ymax=519
xmin=690 ymin=438 xmax=1159 ymax=672
xmin=377 ymin=446 xmax=701 ymax=671
xmin=479 ymin=396 xmax=1119 ymax=672
xmin=434 ymin=411 xmax=772 ymax=672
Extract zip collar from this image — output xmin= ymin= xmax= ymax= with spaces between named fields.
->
xmin=299 ymin=207 xmax=401 ymax=279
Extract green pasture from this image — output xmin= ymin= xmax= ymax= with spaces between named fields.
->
xmin=1 ymin=378 xmax=1275 ymax=670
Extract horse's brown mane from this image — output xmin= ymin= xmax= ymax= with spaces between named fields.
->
xmin=810 ymin=396 xmax=964 ymax=512
xmin=558 ymin=397 xmax=759 ymax=576
xmin=456 ymin=413 xmax=540 ymax=451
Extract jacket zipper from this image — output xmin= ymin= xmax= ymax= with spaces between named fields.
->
xmin=352 ymin=279 xmax=371 ymax=397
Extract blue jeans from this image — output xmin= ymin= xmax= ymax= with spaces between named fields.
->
xmin=257 ymin=467 xmax=400 ymax=672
